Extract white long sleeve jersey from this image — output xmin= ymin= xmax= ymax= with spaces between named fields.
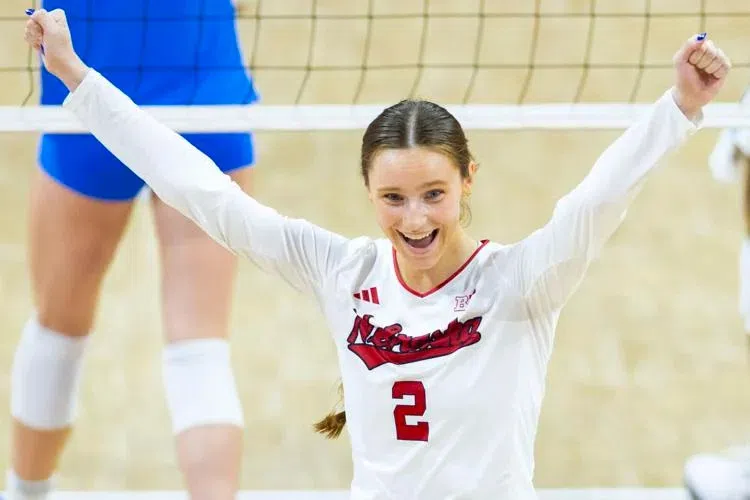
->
xmin=64 ymin=70 xmax=700 ymax=499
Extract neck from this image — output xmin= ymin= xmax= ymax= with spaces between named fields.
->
xmin=397 ymin=231 xmax=479 ymax=294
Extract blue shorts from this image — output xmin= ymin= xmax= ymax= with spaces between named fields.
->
xmin=39 ymin=133 xmax=255 ymax=201
xmin=38 ymin=0 xmax=260 ymax=201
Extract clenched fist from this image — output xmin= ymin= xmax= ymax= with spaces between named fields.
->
xmin=24 ymin=8 xmax=89 ymax=92
xmin=672 ymin=33 xmax=732 ymax=120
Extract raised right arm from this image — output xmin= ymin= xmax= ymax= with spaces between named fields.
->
xmin=64 ymin=68 xmax=350 ymax=297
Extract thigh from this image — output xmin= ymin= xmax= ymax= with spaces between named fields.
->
xmin=153 ymin=164 xmax=254 ymax=342
xmin=28 ymin=167 xmax=134 ymax=335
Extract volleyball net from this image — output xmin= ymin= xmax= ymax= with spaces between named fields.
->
xmin=1 ymin=0 xmax=750 ymax=131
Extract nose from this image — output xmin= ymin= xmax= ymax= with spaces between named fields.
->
xmin=401 ymin=200 xmax=428 ymax=232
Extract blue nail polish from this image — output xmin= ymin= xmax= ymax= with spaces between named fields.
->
xmin=697 ymin=32 xmax=707 ymax=41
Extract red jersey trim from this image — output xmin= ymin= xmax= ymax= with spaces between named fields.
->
xmin=392 ymin=239 xmax=490 ymax=298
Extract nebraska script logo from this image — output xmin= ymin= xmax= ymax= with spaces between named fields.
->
xmin=347 ymin=313 xmax=483 ymax=370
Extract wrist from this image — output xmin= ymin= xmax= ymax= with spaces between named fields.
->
xmin=57 ymin=57 xmax=89 ymax=93
xmin=670 ymin=87 xmax=702 ymax=121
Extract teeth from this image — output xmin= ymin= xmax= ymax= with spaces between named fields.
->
xmin=404 ymin=232 xmax=433 ymax=239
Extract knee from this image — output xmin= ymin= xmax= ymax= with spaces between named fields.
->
xmin=11 ymin=316 xmax=88 ymax=430
xmin=161 ymin=338 xmax=244 ymax=435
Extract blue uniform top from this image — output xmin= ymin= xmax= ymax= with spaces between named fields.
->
xmin=40 ymin=0 xmax=259 ymax=106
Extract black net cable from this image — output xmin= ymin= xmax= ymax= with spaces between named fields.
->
xmin=351 ymin=0 xmax=375 ymax=105
xmin=294 ymin=0 xmax=319 ymax=105
xmin=188 ymin=0 xmax=209 ymax=105
xmin=461 ymin=0 xmax=486 ymax=104
xmin=516 ymin=0 xmax=542 ymax=105
xmin=407 ymin=0 xmax=430 ymax=101
xmin=20 ymin=0 xmax=40 ymax=106
xmin=573 ymin=0 xmax=597 ymax=103
xmin=244 ymin=0 xmax=263 ymax=104
xmin=13 ymin=4 xmax=750 ymax=107
xmin=628 ymin=0 xmax=651 ymax=103
xmin=134 ymin=0 xmax=152 ymax=102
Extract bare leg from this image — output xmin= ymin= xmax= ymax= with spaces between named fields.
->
xmin=11 ymin=169 xmax=132 ymax=484
xmin=151 ymin=167 xmax=254 ymax=500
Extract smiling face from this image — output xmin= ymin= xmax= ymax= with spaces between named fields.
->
xmin=360 ymin=99 xmax=478 ymax=281
xmin=368 ymin=147 xmax=471 ymax=271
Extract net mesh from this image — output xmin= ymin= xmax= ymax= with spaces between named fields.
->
xmin=2 ymin=0 xmax=750 ymax=130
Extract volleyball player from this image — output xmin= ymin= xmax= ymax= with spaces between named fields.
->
xmin=24 ymin=9 xmax=731 ymax=499
xmin=9 ymin=2 xmax=258 ymax=499
xmin=682 ymin=91 xmax=750 ymax=500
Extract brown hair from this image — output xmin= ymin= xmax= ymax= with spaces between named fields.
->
xmin=313 ymin=382 xmax=346 ymax=439
xmin=360 ymin=99 xmax=474 ymax=186
xmin=313 ymin=100 xmax=476 ymax=439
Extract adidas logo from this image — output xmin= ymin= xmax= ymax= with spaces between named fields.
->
xmin=354 ymin=286 xmax=380 ymax=304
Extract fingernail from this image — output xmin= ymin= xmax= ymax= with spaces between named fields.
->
xmin=697 ymin=32 xmax=707 ymax=41
xmin=25 ymin=8 xmax=34 ymax=15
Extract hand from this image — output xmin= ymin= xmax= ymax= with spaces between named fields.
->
xmin=24 ymin=8 xmax=89 ymax=91
xmin=671 ymin=33 xmax=732 ymax=120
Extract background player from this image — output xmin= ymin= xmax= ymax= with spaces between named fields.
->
xmin=7 ymin=2 xmax=258 ymax=499
xmin=23 ymin=9 xmax=731 ymax=499
xmin=682 ymin=90 xmax=750 ymax=500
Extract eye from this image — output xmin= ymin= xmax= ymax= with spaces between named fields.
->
xmin=383 ymin=193 xmax=403 ymax=203
xmin=425 ymin=189 xmax=444 ymax=201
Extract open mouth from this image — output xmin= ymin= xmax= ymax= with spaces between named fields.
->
xmin=400 ymin=229 xmax=439 ymax=250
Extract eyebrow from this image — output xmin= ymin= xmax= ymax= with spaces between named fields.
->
xmin=376 ymin=180 xmax=448 ymax=193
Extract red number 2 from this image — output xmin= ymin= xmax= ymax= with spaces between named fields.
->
xmin=392 ymin=381 xmax=429 ymax=442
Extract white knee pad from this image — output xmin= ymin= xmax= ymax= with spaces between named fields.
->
xmin=162 ymin=339 xmax=244 ymax=435
xmin=11 ymin=316 xmax=88 ymax=430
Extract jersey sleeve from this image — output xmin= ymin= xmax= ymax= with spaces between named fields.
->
xmin=513 ymin=88 xmax=700 ymax=313
xmin=62 ymin=69 xmax=349 ymax=298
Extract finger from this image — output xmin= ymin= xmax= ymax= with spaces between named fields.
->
xmin=677 ymin=32 xmax=707 ymax=64
xmin=704 ymin=56 xmax=723 ymax=75
xmin=23 ymin=29 xmax=42 ymax=52
xmin=23 ymin=20 xmax=41 ymax=42
xmin=688 ymin=40 xmax=709 ymax=65
xmin=23 ymin=30 xmax=42 ymax=49
xmin=48 ymin=8 xmax=68 ymax=29
xmin=704 ymin=49 xmax=726 ymax=75
xmin=29 ymin=8 xmax=58 ymax=33
xmin=695 ymin=40 xmax=717 ymax=69
xmin=25 ymin=18 xmax=42 ymax=38
xmin=714 ymin=67 xmax=729 ymax=80
xmin=713 ymin=60 xmax=731 ymax=80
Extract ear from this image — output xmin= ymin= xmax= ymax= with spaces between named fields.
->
xmin=462 ymin=161 xmax=478 ymax=195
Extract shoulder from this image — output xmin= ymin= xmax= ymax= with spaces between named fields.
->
xmin=331 ymin=235 xmax=385 ymax=270
xmin=474 ymin=239 xmax=528 ymax=288
xmin=476 ymin=239 xmax=515 ymax=266
xmin=326 ymin=236 xmax=395 ymax=277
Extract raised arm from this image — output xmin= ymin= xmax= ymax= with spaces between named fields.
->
xmin=513 ymin=34 xmax=731 ymax=312
xmin=24 ymin=8 xmax=350 ymax=297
